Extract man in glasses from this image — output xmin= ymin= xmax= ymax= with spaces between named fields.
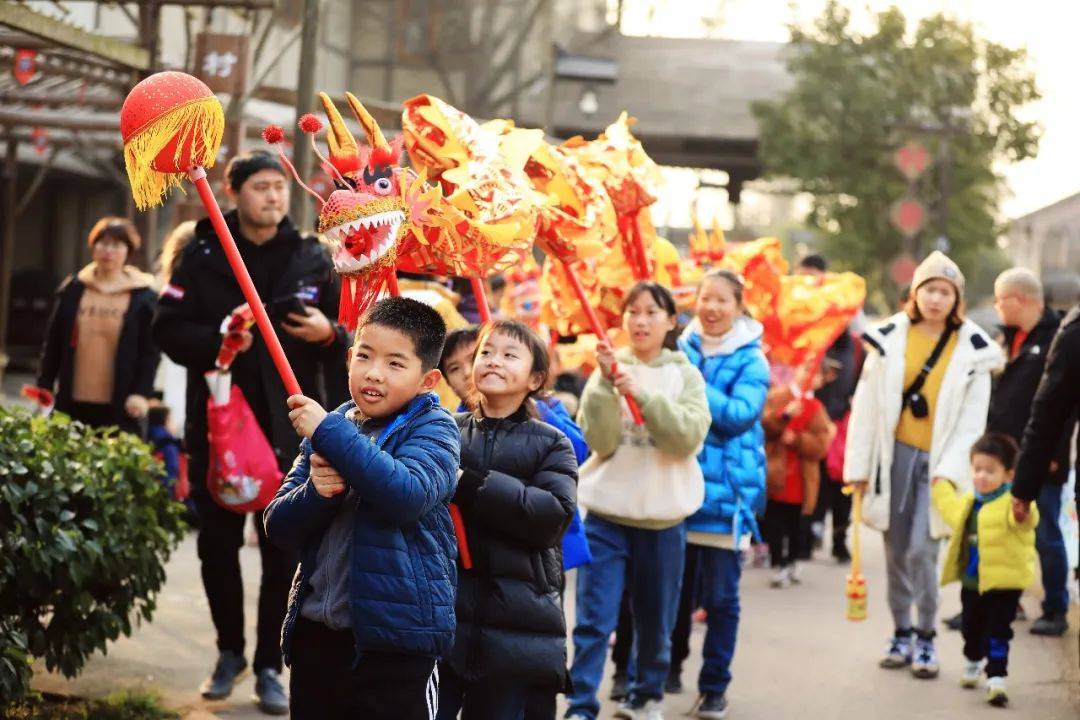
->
xmin=987 ymin=268 xmax=1073 ymax=637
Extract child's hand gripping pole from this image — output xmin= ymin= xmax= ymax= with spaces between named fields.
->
xmin=556 ymin=259 xmax=644 ymax=425
xmin=844 ymin=484 xmax=867 ymax=621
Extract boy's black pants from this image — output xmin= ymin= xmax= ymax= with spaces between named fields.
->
xmin=289 ymin=617 xmax=438 ymax=720
xmin=961 ymin=588 xmax=1022 ymax=678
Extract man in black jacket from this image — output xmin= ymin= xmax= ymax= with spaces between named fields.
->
xmin=1011 ymin=301 xmax=1080 ymax=641
xmin=988 ymin=269 xmax=1074 ymax=636
xmin=153 ymin=151 xmax=349 ymax=714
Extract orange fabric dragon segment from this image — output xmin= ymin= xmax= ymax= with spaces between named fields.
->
xmin=719 ymin=237 xmax=866 ymax=387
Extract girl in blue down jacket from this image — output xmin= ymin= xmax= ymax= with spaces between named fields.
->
xmin=677 ymin=269 xmax=769 ymax=720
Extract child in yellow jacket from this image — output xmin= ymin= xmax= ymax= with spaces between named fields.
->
xmin=931 ymin=433 xmax=1038 ymax=708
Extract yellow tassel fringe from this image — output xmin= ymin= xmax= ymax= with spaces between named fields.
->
xmin=123 ymin=96 xmax=224 ymax=210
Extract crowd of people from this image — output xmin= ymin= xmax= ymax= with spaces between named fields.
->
xmin=31 ymin=149 xmax=1079 ymax=719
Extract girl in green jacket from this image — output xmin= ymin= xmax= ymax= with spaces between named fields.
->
xmin=566 ymin=282 xmax=711 ymax=720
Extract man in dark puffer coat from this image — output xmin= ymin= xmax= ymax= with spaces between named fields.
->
xmin=440 ymin=404 xmax=578 ymax=718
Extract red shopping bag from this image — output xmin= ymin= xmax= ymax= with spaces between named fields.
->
xmin=206 ymin=384 xmax=282 ymax=513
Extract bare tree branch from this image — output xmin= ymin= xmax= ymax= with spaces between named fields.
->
xmin=182 ymin=6 xmax=194 ymax=71
xmin=71 ymin=132 xmax=127 ymax=187
xmin=485 ymin=67 xmax=544 ymax=113
xmin=225 ymin=10 xmax=282 ymax=123
xmin=250 ymin=9 xmax=274 ymax=66
xmin=15 ymin=145 xmax=59 ymax=217
xmin=425 ymin=50 xmax=460 ymax=107
xmin=109 ymin=2 xmax=139 ymax=28
xmin=240 ymin=24 xmax=302 ymax=106
xmin=468 ymin=0 xmax=543 ymax=111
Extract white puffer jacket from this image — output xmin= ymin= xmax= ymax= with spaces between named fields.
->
xmin=844 ymin=312 xmax=1005 ymax=539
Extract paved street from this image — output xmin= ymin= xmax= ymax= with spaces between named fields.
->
xmin=32 ymin=519 xmax=1079 ymax=719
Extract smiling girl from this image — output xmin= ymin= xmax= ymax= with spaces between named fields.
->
xmin=565 ymin=282 xmax=710 ymax=720
xmin=676 ymin=269 xmax=770 ymax=720
xmin=438 ymin=320 xmax=578 ymax=720
xmin=845 ymin=251 xmax=1003 ymax=680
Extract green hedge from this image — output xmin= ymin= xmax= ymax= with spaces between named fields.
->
xmin=0 ymin=408 xmax=186 ymax=703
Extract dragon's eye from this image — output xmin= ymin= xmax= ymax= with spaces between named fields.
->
xmin=373 ymin=177 xmax=393 ymax=195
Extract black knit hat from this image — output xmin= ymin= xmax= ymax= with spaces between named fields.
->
xmin=225 ymin=150 xmax=286 ymax=192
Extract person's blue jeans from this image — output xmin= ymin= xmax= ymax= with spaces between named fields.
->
xmin=697 ymin=546 xmax=742 ymax=697
xmin=1035 ymin=482 xmax=1070 ymax=615
xmin=565 ymin=515 xmax=686 ymax=720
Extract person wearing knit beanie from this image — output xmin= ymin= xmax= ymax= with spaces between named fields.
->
xmin=911 ymin=251 xmax=965 ymax=297
xmin=905 ymin=251 xmax=966 ymax=326
xmin=845 ymin=248 xmax=1004 ymax=682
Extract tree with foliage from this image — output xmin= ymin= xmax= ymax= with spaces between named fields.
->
xmin=752 ymin=2 xmax=1040 ymax=305
xmin=0 ymin=409 xmax=186 ymax=703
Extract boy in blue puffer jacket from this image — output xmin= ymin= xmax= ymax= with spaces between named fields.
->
xmin=265 ymin=297 xmax=461 ymax=720
xmin=677 ymin=269 xmax=769 ymax=720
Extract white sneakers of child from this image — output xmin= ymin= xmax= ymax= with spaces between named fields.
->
xmin=986 ymin=677 xmax=1008 ymax=707
xmin=959 ymin=659 xmax=1008 ymax=706
xmin=769 ymin=565 xmax=801 ymax=588
xmin=960 ymin=659 xmax=985 ymax=688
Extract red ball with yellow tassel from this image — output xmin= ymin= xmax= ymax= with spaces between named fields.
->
xmin=120 ymin=71 xmax=300 ymax=397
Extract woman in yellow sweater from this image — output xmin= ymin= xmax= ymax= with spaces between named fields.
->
xmin=845 ymin=252 xmax=1004 ymax=679
xmin=931 ymin=433 xmax=1038 ymax=707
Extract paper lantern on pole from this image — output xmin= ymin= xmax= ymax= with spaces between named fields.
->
xmin=120 ymin=71 xmax=224 ymax=210
xmin=119 ymin=71 xmax=300 ymax=397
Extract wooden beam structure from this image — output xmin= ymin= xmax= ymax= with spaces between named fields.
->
xmin=0 ymin=3 xmax=149 ymax=71
xmin=0 ymin=91 xmax=121 ymax=109
xmin=0 ymin=108 xmax=118 ymax=132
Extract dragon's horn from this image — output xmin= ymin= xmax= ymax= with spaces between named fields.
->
xmin=345 ymin=92 xmax=390 ymax=153
xmin=319 ymin=92 xmax=359 ymax=167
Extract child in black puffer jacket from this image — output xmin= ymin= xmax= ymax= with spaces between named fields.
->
xmin=438 ymin=320 xmax=578 ymax=720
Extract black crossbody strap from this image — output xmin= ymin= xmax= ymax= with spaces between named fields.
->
xmin=904 ymin=324 xmax=956 ymax=398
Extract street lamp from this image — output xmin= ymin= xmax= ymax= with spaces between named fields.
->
xmin=578 ymin=87 xmax=599 ymax=116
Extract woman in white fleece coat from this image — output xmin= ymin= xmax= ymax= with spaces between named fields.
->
xmin=845 ymin=252 xmax=1004 ymax=680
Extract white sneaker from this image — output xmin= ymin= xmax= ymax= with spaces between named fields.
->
xmin=879 ymin=632 xmax=914 ymax=668
xmin=911 ymin=637 xmax=940 ymax=679
xmin=789 ymin=563 xmax=802 ymax=584
xmin=770 ymin=567 xmax=791 ymax=588
xmin=986 ymin=677 xmax=1008 ymax=707
xmin=613 ymin=696 xmax=664 ymax=720
xmin=960 ymin=659 xmax=984 ymax=688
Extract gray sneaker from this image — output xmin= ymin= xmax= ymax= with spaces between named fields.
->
xmin=1030 ymin=613 xmax=1068 ymax=636
xmin=199 ymin=651 xmax=248 ymax=699
xmin=253 ymin=668 xmax=289 ymax=715
xmin=695 ymin=693 xmax=729 ymax=719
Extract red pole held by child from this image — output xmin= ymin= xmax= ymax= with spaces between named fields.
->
xmin=557 ymin=259 xmax=645 ymax=425
xmin=470 ymin=277 xmax=492 ymax=324
xmin=189 ymin=167 xmax=302 ymax=397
